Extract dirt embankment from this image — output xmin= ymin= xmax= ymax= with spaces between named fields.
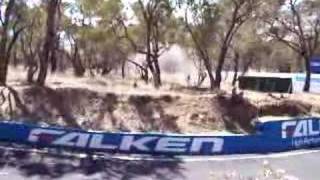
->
xmin=0 ymin=85 xmax=318 ymax=134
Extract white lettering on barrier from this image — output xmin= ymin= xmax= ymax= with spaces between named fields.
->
xmin=89 ymin=134 xmax=117 ymax=150
xmin=293 ymin=137 xmax=320 ymax=147
xmin=27 ymin=128 xmax=225 ymax=154
xmin=155 ymin=137 xmax=190 ymax=152
xmin=294 ymin=120 xmax=308 ymax=137
xmin=282 ymin=120 xmax=320 ymax=138
xmin=52 ymin=132 xmax=90 ymax=148
xmin=190 ymin=138 xmax=224 ymax=153
xmin=28 ymin=129 xmax=65 ymax=142
xmin=308 ymin=120 xmax=320 ymax=136
xmin=119 ymin=136 xmax=157 ymax=151
xmin=282 ymin=121 xmax=296 ymax=138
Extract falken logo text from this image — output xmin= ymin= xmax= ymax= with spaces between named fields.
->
xmin=282 ymin=119 xmax=320 ymax=138
xmin=28 ymin=128 xmax=224 ymax=154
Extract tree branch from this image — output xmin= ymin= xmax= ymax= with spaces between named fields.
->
xmin=268 ymin=31 xmax=301 ymax=53
xmin=115 ymin=17 xmax=156 ymax=58
xmin=127 ymin=59 xmax=147 ymax=72
xmin=3 ymin=0 xmax=15 ymax=29
xmin=185 ymin=11 xmax=210 ymax=62
xmin=275 ymin=17 xmax=300 ymax=37
xmin=138 ymin=0 xmax=149 ymax=23
xmin=0 ymin=1 xmax=3 ymax=26
xmin=6 ymin=26 xmax=25 ymax=60
xmin=289 ymin=0 xmax=307 ymax=53
xmin=313 ymin=17 xmax=320 ymax=51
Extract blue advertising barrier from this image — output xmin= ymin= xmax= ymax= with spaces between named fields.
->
xmin=311 ymin=57 xmax=320 ymax=74
xmin=0 ymin=117 xmax=320 ymax=156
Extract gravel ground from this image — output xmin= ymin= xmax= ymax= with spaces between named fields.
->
xmin=0 ymin=145 xmax=318 ymax=180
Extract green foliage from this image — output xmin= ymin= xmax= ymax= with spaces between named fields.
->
xmin=0 ymin=0 xmax=318 ymax=87
xmin=63 ymin=0 xmax=128 ymax=66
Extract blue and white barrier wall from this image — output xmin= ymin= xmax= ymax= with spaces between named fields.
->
xmin=0 ymin=117 xmax=319 ymax=156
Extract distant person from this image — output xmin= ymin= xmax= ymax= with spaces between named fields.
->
xmin=186 ymin=75 xmax=191 ymax=86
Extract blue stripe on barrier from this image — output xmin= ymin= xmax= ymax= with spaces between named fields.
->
xmin=0 ymin=117 xmax=319 ymax=156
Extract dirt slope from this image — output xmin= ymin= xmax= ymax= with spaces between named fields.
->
xmin=0 ymin=67 xmax=319 ymax=134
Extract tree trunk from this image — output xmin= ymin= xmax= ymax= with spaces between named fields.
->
xmin=37 ymin=0 xmax=60 ymax=86
xmin=27 ymin=62 xmax=38 ymax=83
xmin=12 ymin=48 xmax=18 ymax=67
xmin=295 ymin=55 xmax=304 ymax=72
xmin=121 ymin=60 xmax=126 ymax=79
xmin=0 ymin=54 xmax=9 ymax=86
xmin=50 ymin=37 xmax=58 ymax=73
xmin=71 ymin=44 xmax=85 ymax=77
xmin=0 ymin=0 xmax=15 ymax=85
xmin=27 ymin=43 xmax=39 ymax=83
xmin=202 ymin=57 xmax=214 ymax=90
xmin=145 ymin=19 xmax=155 ymax=84
xmin=232 ymin=51 xmax=239 ymax=86
xmin=242 ymin=56 xmax=254 ymax=76
xmin=215 ymin=46 xmax=228 ymax=88
xmin=303 ymin=56 xmax=311 ymax=92
xmin=153 ymin=58 xmax=161 ymax=88
xmin=142 ymin=68 xmax=149 ymax=83
xmin=0 ymin=36 xmax=9 ymax=85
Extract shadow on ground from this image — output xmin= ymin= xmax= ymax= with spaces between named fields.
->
xmin=5 ymin=86 xmax=81 ymax=128
xmin=211 ymin=93 xmax=258 ymax=133
xmin=0 ymin=148 xmax=184 ymax=180
xmin=129 ymin=95 xmax=180 ymax=133
xmin=3 ymin=86 xmax=181 ymax=133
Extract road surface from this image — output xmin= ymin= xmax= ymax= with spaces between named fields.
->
xmin=0 ymin=146 xmax=318 ymax=180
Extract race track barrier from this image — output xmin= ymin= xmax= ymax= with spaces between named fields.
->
xmin=0 ymin=117 xmax=320 ymax=156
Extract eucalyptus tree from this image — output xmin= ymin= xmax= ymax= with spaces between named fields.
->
xmin=184 ymin=1 xmax=220 ymax=89
xmin=0 ymin=0 xmax=26 ymax=85
xmin=37 ymin=0 xmax=61 ymax=86
xmin=116 ymin=0 xmax=176 ymax=88
xmin=231 ymin=19 xmax=274 ymax=78
xmin=214 ymin=0 xmax=262 ymax=88
xmin=18 ymin=5 xmax=47 ymax=83
xmin=181 ymin=0 xmax=262 ymax=89
xmin=64 ymin=0 xmax=126 ymax=77
xmin=265 ymin=0 xmax=320 ymax=92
